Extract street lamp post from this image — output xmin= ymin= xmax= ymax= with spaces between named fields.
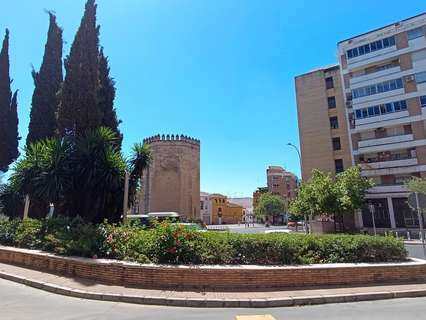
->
xmin=287 ymin=143 xmax=301 ymax=164
xmin=287 ymin=142 xmax=308 ymax=234
xmin=368 ymin=201 xmax=377 ymax=236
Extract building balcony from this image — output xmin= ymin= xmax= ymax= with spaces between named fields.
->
xmin=368 ymin=184 xmax=408 ymax=194
xmin=361 ymin=161 xmax=424 ymax=177
xmin=358 ymin=134 xmax=414 ymax=149
xmin=347 ymin=46 xmax=397 ymax=70
xmin=355 ymin=134 xmax=415 ymax=154
xmin=360 ymin=157 xmax=418 ymax=170
xmin=350 ymin=65 xmax=401 ymax=86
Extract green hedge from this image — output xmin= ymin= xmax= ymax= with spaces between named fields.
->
xmin=0 ymin=217 xmax=407 ymax=265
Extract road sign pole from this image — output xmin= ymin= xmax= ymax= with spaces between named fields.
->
xmin=415 ymin=192 xmax=426 ymax=260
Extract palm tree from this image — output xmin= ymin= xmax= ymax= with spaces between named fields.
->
xmin=128 ymin=143 xmax=151 ymax=209
xmin=72 ymin=127 xmax=126 ymax=222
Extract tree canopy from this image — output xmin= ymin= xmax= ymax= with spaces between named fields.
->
xmin=0 ymin=29 xmax=19 ymax=172
xmin=5 ymin=127 xmax=150 ymax=222
xmin=57 ymin=0 xmax=101 ymax=136
xmin=289 ymin=167 xmax=373 ymax=218
xmin=27 ymin=12 xmax=63 ymax=146
xmin=254 ymin=192 xmax=287 ymax=218
xmin=406 ymin=177 xmax=426 ymax=194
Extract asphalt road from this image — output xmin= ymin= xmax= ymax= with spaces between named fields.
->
xmin=1 ymin=278 xmax=426 ymax=320
xmin=405 ymin=243 xmax=426 ymax=259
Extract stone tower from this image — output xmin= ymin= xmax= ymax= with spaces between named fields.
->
xmin=139 ymin=134 xmax=200 ymax=220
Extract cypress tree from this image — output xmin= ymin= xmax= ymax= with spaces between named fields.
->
xmin=27 ymin=12 xmax=63 ymax=146
xmin=98 ymin=47 xmax=122 ymax=148
xmin=57 ymin=0 xmax=101 ymax=136
xmin=0 ymin=29 xmax=19 ymax=172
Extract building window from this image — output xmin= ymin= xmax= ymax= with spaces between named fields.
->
xmin=352 ymin=78 xmax=403 ymax=99
xmin=327 ymin=96 xmax=336 ymax=108
xmin=335 ymin=159 xmax=344 ymax=173
xmin=421 ymin=96 xmax=426 ymax=107
xmin=354 ymin=100 xmax=407 ymax=119
xmin=332 ymin=137 xmax=341 ymax=151
xmin=346 ymin=36 xmax=395 ymax=60
xmin=408 ymin=27 xmax=424 ymax=41
xmin=325 ymin=77 xmax=334 ymax=89
xmin=415 ymin=71 xmax=426 ymax=84
xmin=330 ymin=116 xmax=339 ymax=129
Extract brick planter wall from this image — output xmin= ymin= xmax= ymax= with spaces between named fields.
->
xmin=1 ymin=245 xmax=426 ymax=291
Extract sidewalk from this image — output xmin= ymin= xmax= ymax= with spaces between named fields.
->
xmin=1 ymin=262 xmax=426 ymax=308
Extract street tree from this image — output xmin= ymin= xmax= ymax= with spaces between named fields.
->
xmin=289 ymin=167 xmax=372 ymax=229
xmin=406 ymin=177 xmax=426 ymax=194
xmin=27 ymin=12 xmax=63 ymax=146
xmin=254 ymin=192 xmax=287 ymax=224
xmin=0 ymin=29 xmax=19 ymax=173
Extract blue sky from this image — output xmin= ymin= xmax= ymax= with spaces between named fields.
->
xmin=1 ymin=1 xmax=425 ymax=197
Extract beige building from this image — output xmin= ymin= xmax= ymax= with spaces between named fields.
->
xmin=139 ymin=134 xmax=200 ymax=221
xmin=296 ymin=12 xmax=426 ymax=231
xmin=267 ymin=166 xmax=299 ymax=199
xmin=295 ymin=65 xmax=352 ymax=181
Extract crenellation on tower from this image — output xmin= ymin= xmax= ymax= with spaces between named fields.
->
xmin=143 ymin=134 xmax=201 ymax=146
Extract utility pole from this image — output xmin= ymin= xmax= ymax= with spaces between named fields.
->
xmin=368 ymin=202 xmax=377 ymax=236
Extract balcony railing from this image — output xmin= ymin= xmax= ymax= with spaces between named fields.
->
xmin=358 ymin=134 xmax=414 ymax=149
xmin=360 ymin=153 xmax=412 ymax=163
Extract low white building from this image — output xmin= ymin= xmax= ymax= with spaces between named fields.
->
xmin=200 ymin=192 xmax=212 ymax=224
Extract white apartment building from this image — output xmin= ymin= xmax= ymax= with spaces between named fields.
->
xmin=338 ymin=13 xmax=426 ymax=231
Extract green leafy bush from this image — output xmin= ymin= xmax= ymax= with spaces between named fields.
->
xmin=0 ymin=218 xmax=19 ymax=246
xmin=0 ymin=218 xmax=407 ymax=265
xmin=14 ymin=218 xmax=43 ymax=249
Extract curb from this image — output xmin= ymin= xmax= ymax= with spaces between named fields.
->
xmin=1 ymin=271 xmax=426 ymax=308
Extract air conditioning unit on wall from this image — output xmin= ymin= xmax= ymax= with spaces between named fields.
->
xmin=405 ymin=75 xmax=415 ymax=82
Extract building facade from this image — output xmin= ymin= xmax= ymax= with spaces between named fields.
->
xmin=295 ymin=65 xmax=352 ymax=181
xmin=139 ymin=134 xmax=200 ymax=221
xmin=296 ymin=12 xmax=426 ymax=231
xmin=200 ymin=192 xmax=212 ymax=224
xmin=210 ymin=194 xmax=244 ymax=225
xmin=266 ymin=166 xmax=299 ymax=199
xmin=338 ymin=13 xmax=426 ymax=230
xmin=253 ymin=187 xmax=268 ymax=208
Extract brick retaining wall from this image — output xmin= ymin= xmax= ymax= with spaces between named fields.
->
xmin=1 ymin=245 xmax=426 ymax=291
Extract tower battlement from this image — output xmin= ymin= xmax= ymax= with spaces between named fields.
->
xmin=143 ymin=134 xmax=200 ymax=146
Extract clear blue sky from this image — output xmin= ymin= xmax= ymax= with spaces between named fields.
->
xmin=1 ymin=1 xmax=425 ymax=197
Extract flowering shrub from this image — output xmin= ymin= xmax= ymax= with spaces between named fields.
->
xmin=0 ymin=217 xmax=407 ymax=265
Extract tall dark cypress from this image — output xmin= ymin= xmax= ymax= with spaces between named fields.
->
xmin=57 ymin=0 xmax=100 ymax=136
xmin=0 ymin=29 xmax=19 ymax=172
xmin=98 ymin=47 xmax=122 ymax=148
xmin=27 ymin=12 xmax=63 ymax=146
